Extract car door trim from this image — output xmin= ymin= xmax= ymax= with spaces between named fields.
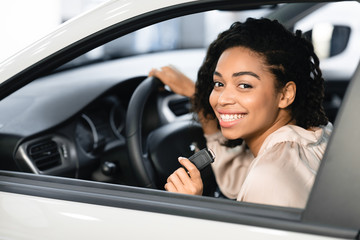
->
xmin=0 ymin=170 xmax=357 ymax=239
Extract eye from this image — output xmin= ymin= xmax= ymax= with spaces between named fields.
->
xmin=239 ymin=83 xmax=252 ymax=89
xmin=213 ymin=81 xmax=224 ymax=88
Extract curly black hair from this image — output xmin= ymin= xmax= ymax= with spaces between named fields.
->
xmin=192 ymin=18 xmax=328 ymax=142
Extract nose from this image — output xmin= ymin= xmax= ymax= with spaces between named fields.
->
xmin=218 ymin=86 xmax=236 ymax=106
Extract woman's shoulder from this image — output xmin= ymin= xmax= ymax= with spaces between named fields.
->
xmin=238 ymin=123 xmax=334 ymax=207
xmin=259 ymin=122 xmax=333 ymax=155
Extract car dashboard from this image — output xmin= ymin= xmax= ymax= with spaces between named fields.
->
xmin=0 ymin=50 xmax=200 ymax=186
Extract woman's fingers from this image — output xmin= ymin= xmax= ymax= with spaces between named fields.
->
xmin=148 ymin=65 xmax=195 ymax=97
xmin=178 ymin=157 xmax=201 ymax=180
xmin=164 ymin=181 xmax=176 ymax=192
xmin=167 ymin=168 xmax=186 ymax=185
xmin=178 ymin=158 xmax=203 ymax=195
xmin=164 ymin=157 xmax=203 ymax=195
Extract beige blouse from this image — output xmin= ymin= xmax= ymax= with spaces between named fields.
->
xmin=205 ymin=123 xmax=333 ymax=208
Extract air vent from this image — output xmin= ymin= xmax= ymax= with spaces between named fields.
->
xmin=28 ymin=140 xmax=62 ymax=171
xmin=169 ymin=98 xmax=191 ymax=116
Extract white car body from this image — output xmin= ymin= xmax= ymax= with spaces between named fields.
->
xmin=0 ymin=1 xmax=303 ymax=238
xmin=0 ymin=191 xmax=340 ymax=239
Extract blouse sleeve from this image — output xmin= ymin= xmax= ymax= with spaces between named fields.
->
xmin=237 ymin=141 xmax=319 ymax=208
xmin=205 ymin=132 xmax=253 ymax=199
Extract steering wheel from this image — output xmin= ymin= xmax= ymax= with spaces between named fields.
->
xmin=125 ymin=76 xmax=214 ymax=191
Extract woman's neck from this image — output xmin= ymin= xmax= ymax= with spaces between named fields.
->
xmin=246 ymin=116 xmax=295 ymax=157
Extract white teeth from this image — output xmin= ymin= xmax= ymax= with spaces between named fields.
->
xmin=220 ymin=114 xmax=245 ymax=122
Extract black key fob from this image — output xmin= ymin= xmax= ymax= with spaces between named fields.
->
xmin=188 ymin=148 xmax=215 ymax=171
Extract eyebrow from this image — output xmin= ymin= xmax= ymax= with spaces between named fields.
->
xmin=214 ymin=71 xmax=261 ymax=80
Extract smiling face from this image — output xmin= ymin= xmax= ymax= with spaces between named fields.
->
xmin=209 ymin=46 xmax=294 ymax=155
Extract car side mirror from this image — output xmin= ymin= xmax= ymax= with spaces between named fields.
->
xmin=303 ymin=23 xmax=351 ymax=60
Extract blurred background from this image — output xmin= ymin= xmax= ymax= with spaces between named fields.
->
xmin=0 ymin=0 xmax=106 ymax=62
xmin=0 ymin=0 xmax=269 ymax=63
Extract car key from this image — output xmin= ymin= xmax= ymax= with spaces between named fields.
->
xmin=188 ymin=148 xmax=215 ymax=171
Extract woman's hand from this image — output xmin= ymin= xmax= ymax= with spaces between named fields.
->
xmin=150 ymin=65 xmax=219 ymax=135
xmin=149 ymin=65 xmax=195 ymax=98
xmin=164 ymin=157 xmax=203 ymax=195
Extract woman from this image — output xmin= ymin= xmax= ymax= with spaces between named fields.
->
xmin=149 ymin=18 xmax=332 ymax=208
